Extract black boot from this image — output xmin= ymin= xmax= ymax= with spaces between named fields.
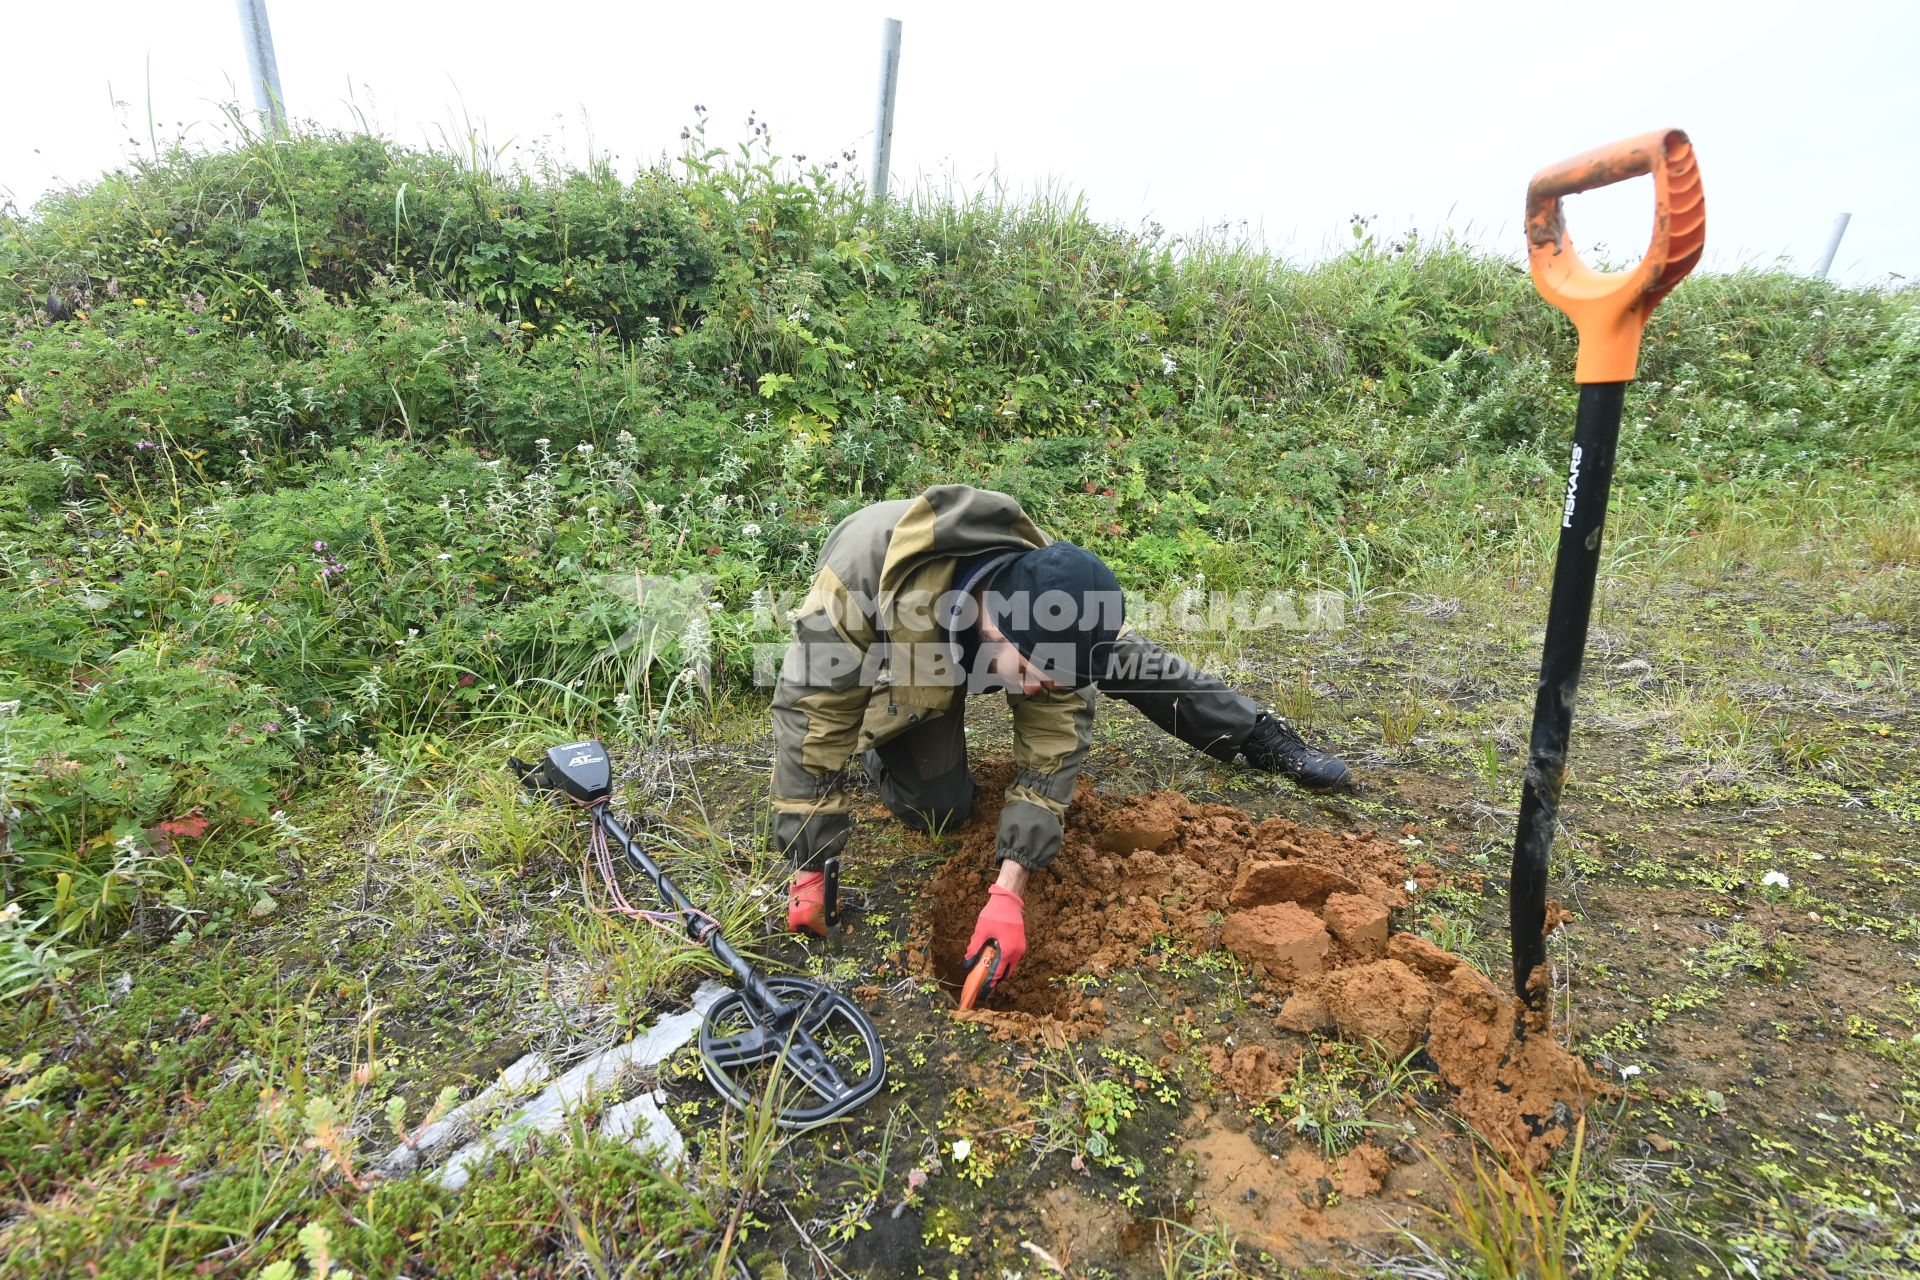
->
xmin=1240 ymin=713 xmax=1351 ymax=791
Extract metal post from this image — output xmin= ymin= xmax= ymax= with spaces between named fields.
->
xmin=1813 ymin=212 xmax=1851 ymax=280
xmin=870 ymin=17 xmax=902 ymax=204
xmin=235 ymin=0 xmax=288 ymax=136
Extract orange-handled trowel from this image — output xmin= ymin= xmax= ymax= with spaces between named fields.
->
xmin=958 ymin=939 xmax=1002 ymax=1011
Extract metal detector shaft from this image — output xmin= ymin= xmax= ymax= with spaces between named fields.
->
xmin=587 ymin=806 xmax=788 ymax=1017
xmin=591 ymin=809 xmax=879 ymax=1120
xmin=1509 ymin=382 xmax=1625 ymax=1006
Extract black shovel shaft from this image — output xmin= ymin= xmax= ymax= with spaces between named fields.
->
xmin=1510 ymin=381 xmax=1627 ymax=1006
xmin=590 ymin=807 xmax=785 ymax=1015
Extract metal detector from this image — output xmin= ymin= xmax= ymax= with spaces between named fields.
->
xmin=508 ymin=740 xmax=886 ymax=1127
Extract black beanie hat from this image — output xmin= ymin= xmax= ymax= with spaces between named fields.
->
xmin=983 ymin=542 xmax=1125 ymax=690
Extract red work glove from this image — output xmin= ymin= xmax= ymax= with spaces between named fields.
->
xmin=965 ymin=885 xmax=1027 ymax=986
xmin=788 ymin=871 xmax=827 ymax=937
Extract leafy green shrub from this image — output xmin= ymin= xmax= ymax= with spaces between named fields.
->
xmin=0 ymin=123 xmax=1913 ymax=949
xmin=1 ymin=650 xmax=288 ymax=940
xmin=0 ymin=130 xmax=725 ymax=337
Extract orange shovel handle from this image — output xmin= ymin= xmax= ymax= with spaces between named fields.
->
xmin=1526 ymin=128 xmax=1706 ymax=383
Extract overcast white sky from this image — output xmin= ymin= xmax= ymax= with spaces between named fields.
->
xmin=3 ymin=1 xmax=1913 ymax=286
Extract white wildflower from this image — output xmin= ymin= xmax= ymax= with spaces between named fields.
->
xmin=1761 ymin=870 xmax=1790 ymax=889
xmin=741 ymin=523 xmax=762 ymax=538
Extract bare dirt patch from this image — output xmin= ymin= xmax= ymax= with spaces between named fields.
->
xmin=913 ymin=765 xmax=1596 ymax=1167
xmin=1172 ymin=1116 xmax=1448 ymax=1265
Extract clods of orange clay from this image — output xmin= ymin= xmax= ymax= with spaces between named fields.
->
xmin=1222 ymin=901 xmax=1331 ymax=980
xmin=1229 ymin=859 xmax=1360 ymax=911
xmin=1206 ymin=1042 xmax=1293 ymax=1101
xmin=1320 ymin=891 xmax=1391 ymax=958
xmin=1386 ymin=931 xmax=1461 ymax=981
xmin=1097 ymin=791 xmax=1184 ymax=855
xmin=915 ymin=767 xmax=1595 ymax=1167
xmin=1175 ymin=1128 xmax=1422 ymax=1263
xmin=1311 ymin=958 xmax=1436 ymax=1058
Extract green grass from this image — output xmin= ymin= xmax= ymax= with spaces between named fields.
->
xmin=0 ymin=110 xmax=1916 ymax=1278
xmin=2 ymin=118 xmax=1912 ymax=944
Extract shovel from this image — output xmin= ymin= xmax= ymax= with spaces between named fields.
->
xmin=1509 ymin=130 xmax=1706 ymax=1012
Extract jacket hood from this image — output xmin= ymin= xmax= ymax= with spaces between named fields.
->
xmin=874 ymin=485 xmax=1050 ymax=600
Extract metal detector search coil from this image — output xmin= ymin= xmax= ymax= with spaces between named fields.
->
xmin=508 ymin=740 xmax=886 ymax=1128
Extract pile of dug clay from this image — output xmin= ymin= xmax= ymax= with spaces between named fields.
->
xmin=912 ymin=766 xmax=1594 ymax=1166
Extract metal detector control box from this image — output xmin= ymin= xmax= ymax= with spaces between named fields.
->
xmin=543 ymin=740 xmax=610 ymax=804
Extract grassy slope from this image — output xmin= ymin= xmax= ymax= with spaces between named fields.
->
xmin=0 ymin=128 xmax=1916 ymax=1277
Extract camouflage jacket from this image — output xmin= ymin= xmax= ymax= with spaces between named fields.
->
xmin=770 ymin=485 xmax=1261 ymax=874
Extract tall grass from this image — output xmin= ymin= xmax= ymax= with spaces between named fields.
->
xmin=0 ymin=117 xmax=1913 ymax=946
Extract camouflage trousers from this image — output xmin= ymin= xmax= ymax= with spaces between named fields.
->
xmin=862 ymin=701 xmax=975 ymax=836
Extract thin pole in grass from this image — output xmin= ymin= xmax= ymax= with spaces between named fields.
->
xmin=234 ymin=0 xmax=288 ymax=137
xmin=1813 ymin=212 xmax=1851 ymax=280
xmin=870 ymin=17 xmax=903 ymax=205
